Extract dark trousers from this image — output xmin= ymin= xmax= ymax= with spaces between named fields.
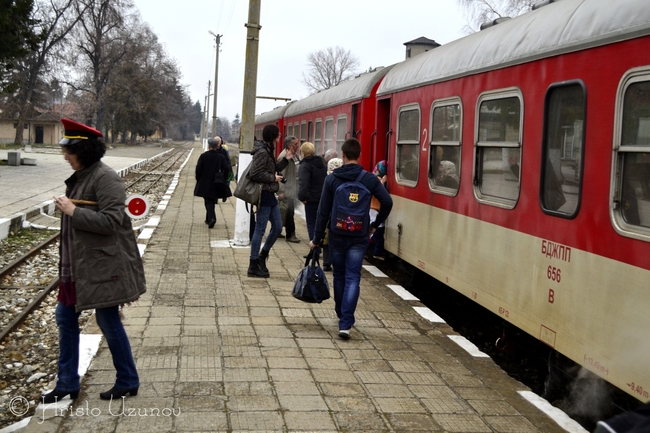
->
xmin=305 ymin=202 xmax=319 ymax=240
xmin=284 ymin=199 xmax=296 ymax=236
xmin=203 ymin=197 xmax=216 ymax=223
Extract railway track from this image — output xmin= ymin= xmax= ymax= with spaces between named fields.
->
xmin=0 ymin=144 xmax=191 ymax=429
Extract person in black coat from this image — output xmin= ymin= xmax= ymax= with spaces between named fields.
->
xmin=298 ymin=142 xmax=327 ymax=240
xmin=194 ymin=137 xmax=232 ymax=228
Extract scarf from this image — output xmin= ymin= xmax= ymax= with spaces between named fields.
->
xmin=58 ymin=183 xmax=79 ymax=306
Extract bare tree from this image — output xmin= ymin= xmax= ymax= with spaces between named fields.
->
xmin=302 ymin=46 xmax=360 ymax=94
xmin=10 ymin=0 xmax=83 ymax=145
xmin=63 ymin=0 xmax=134 ymax=133
xmin=457 ymin=0 xmax=536 ymax=33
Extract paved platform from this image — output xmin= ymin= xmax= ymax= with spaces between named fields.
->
xmin=15 ymin=143 xmax=584 ymax=433
xmin=0 ymin=146 xmax=173 ymax=239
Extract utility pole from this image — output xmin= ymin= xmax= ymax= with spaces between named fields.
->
xmin=209 ymin=31 xmax=222 ymax=137
xmin=233 ymin=0 xmax=261 ymax=246
xmin=204 ymin=81 xmax=211 ymax=141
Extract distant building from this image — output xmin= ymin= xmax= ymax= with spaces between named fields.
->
xmin=404 ymin=37 xmax=441 ymax=60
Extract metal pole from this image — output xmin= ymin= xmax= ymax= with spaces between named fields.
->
xmin=210 ymin=32 xmax=222 ymax=137
xmin=233 ymin=0 xmax=261 ymax=246
xmin=205 ymin=81 xmax=211 ymax=140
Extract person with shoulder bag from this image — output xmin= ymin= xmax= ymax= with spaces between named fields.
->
xmin=194 ymin=137 xmax=232 ymax=228
xmin=247 ymin=124 xmax=295 ymax=277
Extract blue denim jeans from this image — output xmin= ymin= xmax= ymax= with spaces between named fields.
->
xmin=250 ymin=204 xmax=282 ymax=259
xmin=55 ymin=303 xmax=139 ymax=392
xmin=328 ymin=234 xmax=369 ymax=331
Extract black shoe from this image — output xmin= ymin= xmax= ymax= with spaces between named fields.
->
xmin=323 ymin=265 xmax=332 ymax=272
xmin=41 ymin=389 xmax=79 ymax=404
xmin=247 ymin=258 xmax=269 ymax=278
xmin=277 ymin=233 xmax=285 ymax=238
xmin=258 ymin=250 xmax=269 ymax=274
xmin=100 ymin=386 xmax=138 ymax=400
xmin=338 ymin=329 xmax=350 ymax=340
xmin=208 ymin=219 xmax=216 ymax=228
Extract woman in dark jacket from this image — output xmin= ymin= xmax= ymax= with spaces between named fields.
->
xmin=298 ymin=142 xmax=327 ymax=240
xmin=43 ymin=118 xmax=146 ymax=403
xmin=247 ymin=124 xmax=295 ymax=277
xmin=194 ymin=137 xmax=232 ymax=228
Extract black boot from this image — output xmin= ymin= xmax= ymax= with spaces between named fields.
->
xmin=247 ymin=259 xmax=269 ymax=278
xmin=258 ymin=249 xmax=269 ymax=274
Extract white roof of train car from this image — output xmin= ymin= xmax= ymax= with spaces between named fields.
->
xmin=377 ymin=0 xmax=650 ymax=96
xmin=255 ymin=101 xmax=294 ymax=124
xmin=285 ymin=66 xmax=393 ymax=117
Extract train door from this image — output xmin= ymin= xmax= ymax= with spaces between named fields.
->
xmin=376 ymin=98 xmax=392 ymax=169
xmin=351 ymin=104 xmax=359 ymax=139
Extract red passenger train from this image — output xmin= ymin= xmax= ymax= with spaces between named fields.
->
xmin=255 ymin=0 xmax=650 ymax=401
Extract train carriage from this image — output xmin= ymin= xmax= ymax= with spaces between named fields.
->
xmin=282 ymin=66 xmax=393 ymax=169
xmin=376 ymin=0 xmax=650 ymax=400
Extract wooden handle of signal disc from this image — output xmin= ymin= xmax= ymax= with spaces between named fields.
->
xmin=70 ymin=199 xmax=98 ymax=206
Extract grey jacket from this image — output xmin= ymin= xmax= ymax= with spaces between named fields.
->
xmin=277 ymin=148 xmax=299 ymax=199
xmin=64 ymin=161 xmax=146 ymax=311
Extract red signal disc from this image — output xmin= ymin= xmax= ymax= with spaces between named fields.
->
xmin=125 ymin=195 xmax=149 ymax=219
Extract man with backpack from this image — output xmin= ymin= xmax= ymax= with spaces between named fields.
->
xmin=310 ymin=138 xmax=392 ymax=340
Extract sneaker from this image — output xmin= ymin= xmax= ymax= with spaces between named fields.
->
xmin=286 ymin=234 xmax=301 ymax=243
xmin=338 ymin=329 xmax=350 ymax=340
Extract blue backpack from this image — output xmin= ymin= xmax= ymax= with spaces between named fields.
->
xmin=330 ymin=170 xmax=372 ymax=236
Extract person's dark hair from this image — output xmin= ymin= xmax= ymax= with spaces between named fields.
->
xmin=284 ymin=135 xmax=296 ymax=149
xmin=341 ymin=138 xmax=361 ymax=161
xmin=262 ymin=124 xmax=280 ymax=144
xmin=63 ymin=137 xmax=106 ymax=168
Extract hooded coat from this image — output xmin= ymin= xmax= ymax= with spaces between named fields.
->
xmin=313 ymin=163 xmax=393 ymax=245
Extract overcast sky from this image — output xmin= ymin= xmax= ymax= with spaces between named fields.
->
xmin=132 ymin=0 xmax=469 ymax=122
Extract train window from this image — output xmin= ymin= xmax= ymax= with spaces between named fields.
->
xmin=336 ymin=116 xmax=347 ymax=157
xmin=541 ymin=82 xmax=586 ymax=217
xmin=396 ymin=105 xmax=420 ymax=185
xmin=612 ymin=70 xmax=650 ymax=240
xmin=474 ymin=90 xmax=523 ymax=208
xmin=301 ymin=122 xmax=307 ymax=143
xmin=288 ymin=124 xmax=294 ymax=137
xmin=314 ymin=119 xmax=322 ymax=154
xmin=429 ymin=99 xmax=462 ymax=195
xmin=324 ymin=118 xmax=334 ymax=155
xmin=294 ymin=123 xmax=300 ymax=140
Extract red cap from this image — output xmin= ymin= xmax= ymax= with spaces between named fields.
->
xmin=59 ymin=118 xmax=103 ymax=145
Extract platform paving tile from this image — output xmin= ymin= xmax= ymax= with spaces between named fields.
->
xmin=23 ymin=143 xmax=567 ymax=433
xmin=283 ymin=411 xmax=337 ymax=432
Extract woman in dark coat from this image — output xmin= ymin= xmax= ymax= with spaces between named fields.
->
xmin=298 ymin=142 xmax=327 ymax=240
xmin=43 ymin=118 xmax=146 ymax=403
xmin=194 ymin=137 xmax=232 ymax=228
